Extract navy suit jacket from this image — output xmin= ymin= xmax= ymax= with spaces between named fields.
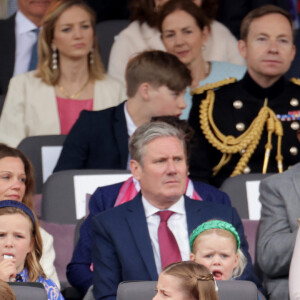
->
xmin=91 ymin=194 xmax=262 ymax=300
xmin=54 ymin=101 xmax=128 ymax=172
xmin=67 ymin=180 xmax=231 ymax=294
xmin=0 ymin=14 xmax=15 ymax=95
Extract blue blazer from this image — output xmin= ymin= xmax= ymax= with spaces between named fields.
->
xmin=54 ymin=101 xmax=128 ymax=172
xmin=67 ymin=180 xmax=231 ymax=294
xmin=91 ymin=194 xmax=262 ymax=300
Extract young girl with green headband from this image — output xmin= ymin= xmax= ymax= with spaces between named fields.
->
xmin=189 ymin=220 xmax=247 ymax=281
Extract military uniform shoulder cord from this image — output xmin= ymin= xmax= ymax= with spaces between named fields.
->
xmin=199 ymin=87 xmax=283 ymax=177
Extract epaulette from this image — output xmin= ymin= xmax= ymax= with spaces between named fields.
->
xmin=290 ymin=78 xmax=300 ymax=86
xmin=191 ymin=77 xmax=237 ymax=95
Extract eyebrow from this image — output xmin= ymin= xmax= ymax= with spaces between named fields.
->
xmin=59 ymin=19 xmax=91 ymax=27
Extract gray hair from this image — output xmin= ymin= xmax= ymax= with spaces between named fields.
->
xmin=129 ymin=121 xmax=187 ymax=165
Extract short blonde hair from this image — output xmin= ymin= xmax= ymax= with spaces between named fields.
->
xmin=36 ymin=0 xmax=104 ymax=85
xmin=192 ymin=228 xmax=247 ymax=278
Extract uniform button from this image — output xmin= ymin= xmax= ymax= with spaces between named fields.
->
xmin=291 ymin=122 xmax=300 ymax=130
xmin=236 ymin=123 xmax=245 ymax=131
xmin=233 ymin=100 xmax=243 ymax=109
xmin=290 ymin=147 xmax=298 ymax=156
xmin=243 ymin=166 xmax=251 ymax=174
xmin=290 ymin=98 xmax=299 ymax=107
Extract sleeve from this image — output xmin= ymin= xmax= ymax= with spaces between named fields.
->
xmin=66 ymin=189 xmax=105 ymax=294
xmin=107 ymin=25 xmax=137 ymax=85
xmin=289 ymin=228 xmax=300 ymax=300
xmin=257 ymin=178 xmax=297 ymax=277
xmin=53 ymin=111 xmax=92 ymax=172
xmin=92 ymin=216 xmax=120 ymax=300
xmin=231 ymin=207 xmax=265 ymax=294
xmin=39 ymin=228 xmax=60 ymax=290
xmin=188 ymin=93 xmax=213 ymax=183
xmin=0 ymin=76 xmax=27 ymax=147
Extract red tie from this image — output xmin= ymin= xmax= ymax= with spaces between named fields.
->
xmin=157 ymin=210 xmax=182 ymax=268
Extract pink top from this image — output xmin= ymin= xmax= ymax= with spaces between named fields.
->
xmin=56 ymin=97 xmax=93 ymax=135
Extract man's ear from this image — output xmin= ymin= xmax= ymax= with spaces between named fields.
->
xmin=130 ymin=159 xmax=142 ymax=180
xmin=238 ymin=40 xmax=247 ymax=59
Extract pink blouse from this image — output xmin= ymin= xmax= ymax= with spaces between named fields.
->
xmin=56 ymin=97 xmax=93 ymax=135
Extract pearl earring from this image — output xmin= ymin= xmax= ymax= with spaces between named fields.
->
xmin=89 ymin=48 xmax=94 ymax=65
xmin=52 ymin=46 xmax=58 ymax=70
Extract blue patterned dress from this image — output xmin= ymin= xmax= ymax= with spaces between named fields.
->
xmin=16 ymin=268 xmax=64 ymax=300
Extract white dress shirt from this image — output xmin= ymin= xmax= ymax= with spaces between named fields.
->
xmin=13 ymin=11 xmax=38 ymax=76
xmin=124 ymin=102 xmax=137 ymax=169
xmin=142 ymin=196 xmax=190 ymax=274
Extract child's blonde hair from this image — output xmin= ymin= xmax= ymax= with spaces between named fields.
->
xmin=0 ymin=280 xmax=16 ymax=300
xmin=162 ymin=261 xmax=218 ymax=300
xmin=190 ymin=220 xmax=247 ymax=278
xmin=0 ymin=203 xmax=45 ymax=282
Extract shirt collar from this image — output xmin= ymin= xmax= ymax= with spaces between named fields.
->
xmin=124 ymin=101 xmax=137 ymax=137
xmin=15 ymin=10 xmax=38 ymax=35
xmin=142 ymin=195 xmax=185 ymax=218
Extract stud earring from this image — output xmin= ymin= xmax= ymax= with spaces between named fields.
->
xmin=52 ymin=45 xmax=58 ymax=70
xmin=89 ymin=48 xmax=94 ymax=65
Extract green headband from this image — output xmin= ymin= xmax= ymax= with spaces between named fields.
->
xmin=189 ymin=220 xmax=241 ymax=251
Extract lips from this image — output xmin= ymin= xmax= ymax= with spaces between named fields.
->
xmin=6 ymin=195 xmax=20 ymax=201
xmin=212 ymin=270 xmax=223 ymax=280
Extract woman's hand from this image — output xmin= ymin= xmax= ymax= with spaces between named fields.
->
xmin=0 ymin=258 xmax=17 ymax=281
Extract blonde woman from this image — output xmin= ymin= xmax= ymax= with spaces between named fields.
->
xmin=0 ymin=0 xmax=125 ymax=147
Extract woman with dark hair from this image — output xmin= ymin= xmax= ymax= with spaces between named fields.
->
xmin=0 ymin=143 xmax=60 ymax=288
xmin=0 ymin=0 xmax=125 ymax=147
xmin=108 ymin=0 xmax=244 ymax=84
xmin=158 ymin=0 xmax=246 ymax=119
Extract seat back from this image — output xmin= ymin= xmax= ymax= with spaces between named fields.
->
xmin=219 ymin=173 xmax=273 ymax=219
xmin=17 ymin=135 xmax=66 ymax=193
xmin=9 ymin=282 xmax=48 ymax=300
xmin=41 ymin=169 xmax=131 ymax=224
xmin=96 ymin=20 xmax=130 ymax=70
xmin=116 ymin=280 xmax=261 ymax=300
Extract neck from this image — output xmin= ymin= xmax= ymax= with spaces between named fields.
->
xmin=188 ymin=57 xmax=209 ymax=89
xmin=247 ymin=69 xmax=281 ymax=88
xmin=58 ymin=57 xmax=89 ymax=84
xmin=20 ymin=11 xmax=42 ymax=27
xmin=126 ymin=97 xmax=152 ymax=127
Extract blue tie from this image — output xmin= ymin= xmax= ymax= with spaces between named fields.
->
xmin=28 ymin=28 xmax=39 ymax=71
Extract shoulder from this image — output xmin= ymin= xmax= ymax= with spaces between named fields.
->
xmin=290 ymin=78 xmax=300 ymax=90
xmin=80 ymin=102 xmax=123 ymax=119
xmin=95 ymin=74 xmax=124 ymax=88
xmin=261 ymin=163 xmax=300 ymax=187
xmin=90 ymin=181 xmax=124 ymax=212
xmin=192 ymin=76 xmax=238 ymax=95
xmin=0 ymin=14 xmax=15 ymax=29
xmin=210 ymin=20 xmax=235 ymax=36
xmin=38 ymin=277 xmax=62 ymax=299
xmin=117 ymin=21 xmax=142 ymax=37
xmin=9 ymin=71 xmax=46 ymax=86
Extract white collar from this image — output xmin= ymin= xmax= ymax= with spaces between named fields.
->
xmin=124 ymin=101 xmax=137 ymax=137
xmin=15 ymin=10 xmax=38 ymax=35
xmin=142 ymin=195 xmax=185 ymax=218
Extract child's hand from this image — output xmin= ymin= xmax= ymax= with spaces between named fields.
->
xmin=0 ymin=258 xmax=17 ymax=281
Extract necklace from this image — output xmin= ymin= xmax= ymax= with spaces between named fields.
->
xmin=58 ymin=78 xmax=90 ymax=99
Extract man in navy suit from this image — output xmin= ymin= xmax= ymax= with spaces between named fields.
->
xmin=91 ymin=121 xmax=263 ymax=300
xmin=0 ymin=0 xmax=53 ymax=96
xmin=54 ymin=50 xmax=191 ymax=172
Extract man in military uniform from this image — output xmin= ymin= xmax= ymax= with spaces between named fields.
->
xmin=189 ymin=4 xmax=300 ymax=188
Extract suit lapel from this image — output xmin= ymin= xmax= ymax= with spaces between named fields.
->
xmin=113 ymin=102 xmax=129 ymax=169
xmin=125 ymin=194 xmax=158 ymax=280
xmin=185 ymin=196 xmax=205 ymax=235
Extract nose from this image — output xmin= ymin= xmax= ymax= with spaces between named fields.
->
xmin=5 ymin=236 xmax=13 ymax=248
xmin=268 ymin=40 xmax=279 ymax=54
xmin=212 ymin=255 xmax=221 ymax=265
xmin=166 ymin=160 xmax=177 ymax=174
xmin=174 ymin=33 xmax=184 ymax=46
xmin=73 ymin=26 xmax=83 ymax=38
xmin=11 ymin=178 xmax=22 ymax=191
xmin=178 ymin=94 xmax=187 ymax=110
